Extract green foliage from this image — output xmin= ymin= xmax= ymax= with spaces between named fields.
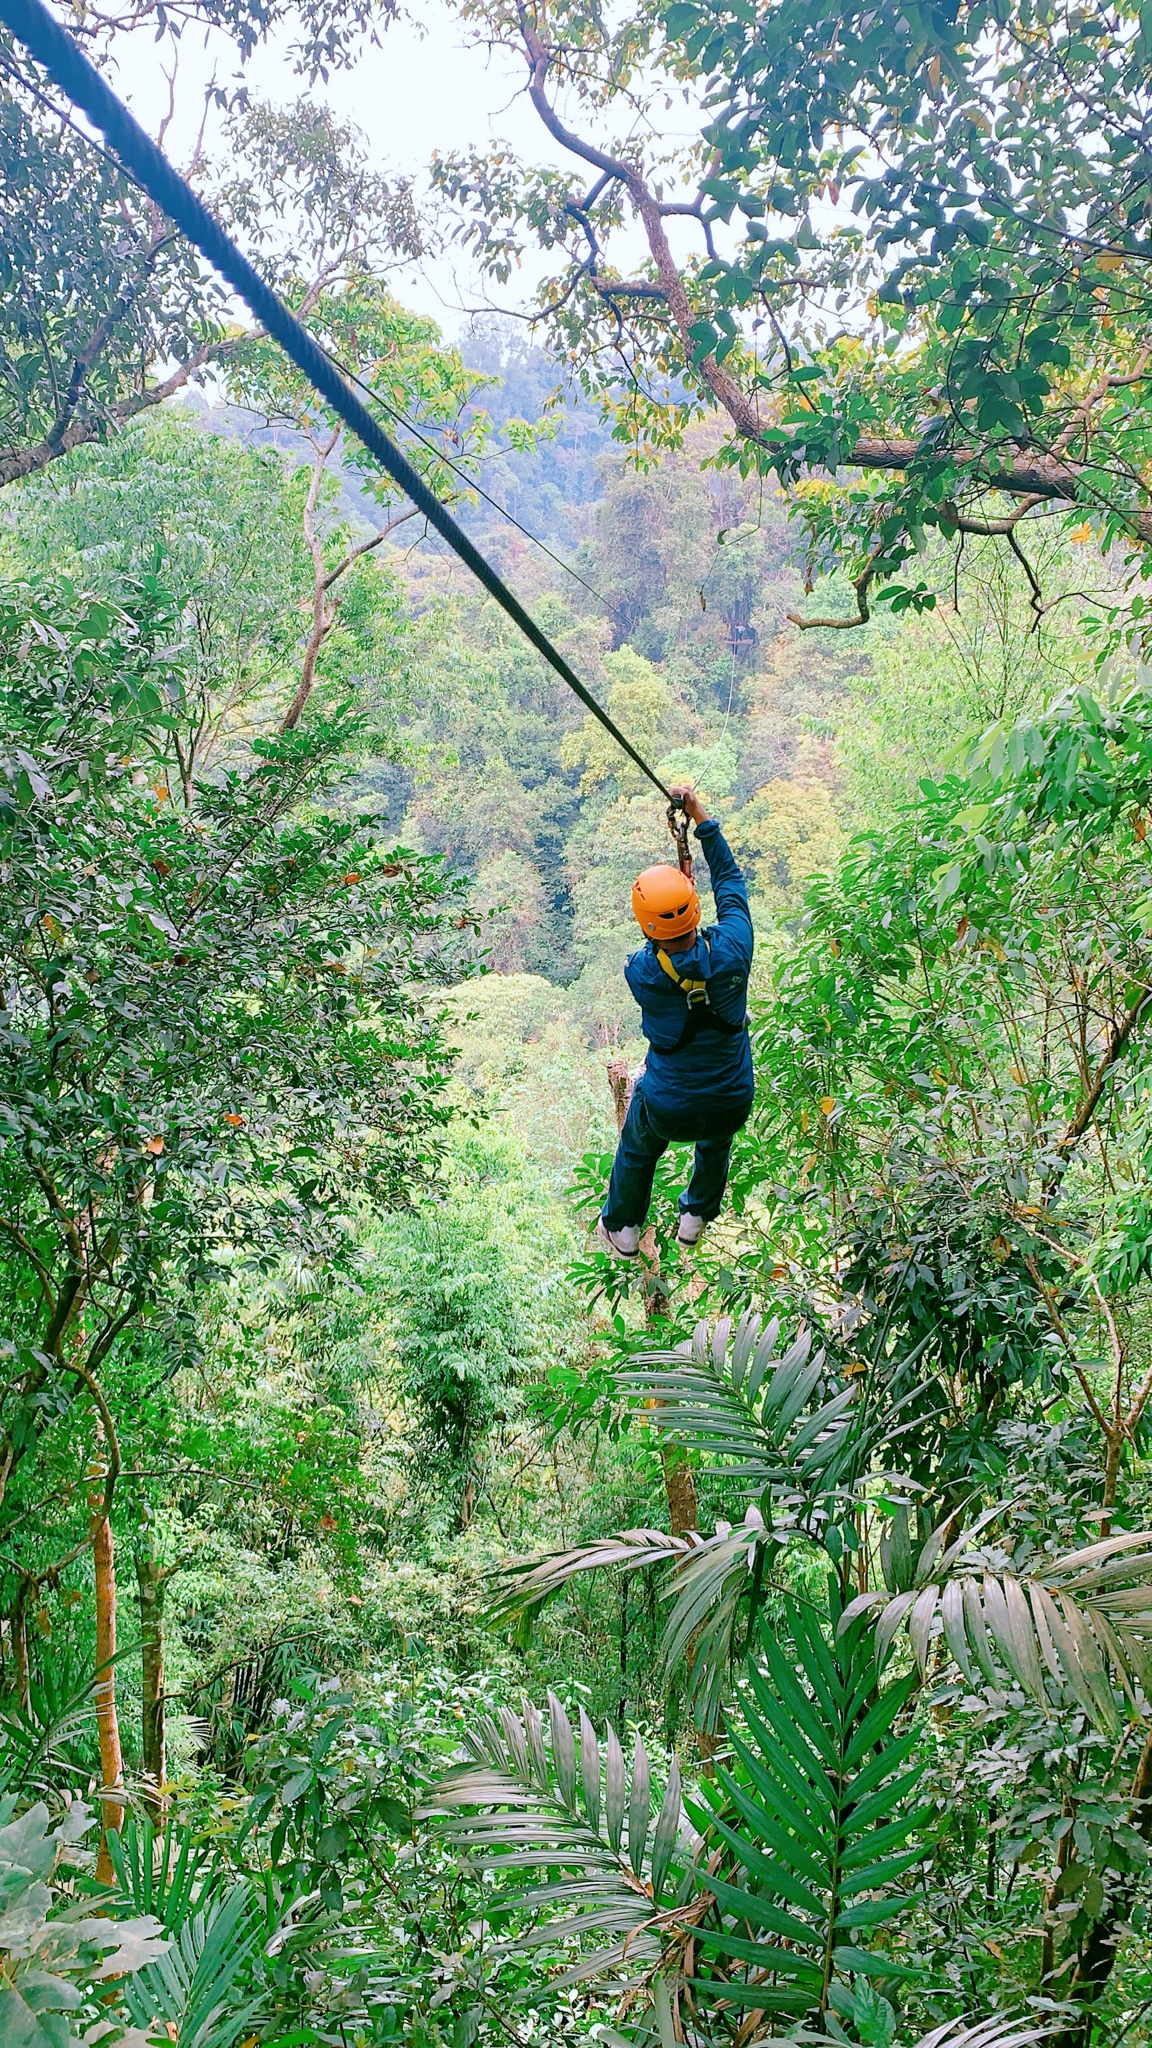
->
xmin=690 ymin=1594 xmax=927 ymax=2026
xmin=0 ymin=576 xmax=458 ymax=1361
xmin=15 ymin=34 xmax=1152 ymax=2039
xmin=850 ymin=1531 xmax=1152 ymax=1738
xmin=120 ymin=1877 xmax=271 ymax=2048
xmin=434 ymin=0 xmax=1152 ymax=647
xmin=0 ymin=1798 xmax=167 ymax=2047
xmin=0 ymin=66 xmax=216 ymax=488
xmin=0 ymin=574 xmax=466 ymax=1772
xmin=732 ymin=676 xmax=1152 ymax=1448
xmin=430 ymin=1586 xmax=927 ymax=2032
xmin=492 ymin=1310 xmax=880 ymax=1717
xmin=0 ymin=70 xmax=418 ymax=505
xmin=3 ymin=414 xmax=317 ymax=747
xmin=429 ymin=1689 xmax=685 ymax=1989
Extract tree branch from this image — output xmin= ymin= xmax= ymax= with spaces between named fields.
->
xmin=0 ymin=331 xmax=257 ymax=492
xmin=1043 ymin=988 xmax=1152 ymax=1196
xmin=0 ymin=1211 xmax=56 ymax=1313
xmin=320 ymin=506 xmax=419 ymax=591
xmin=64 ymin=1356 xmax=122 ymax=1519
xmin=944 ymin=493 xmax=1046 ymax=534
xmin=281 ymin=426 xmax=340 ymax=734
xmin=787 ymin=562 xmax=875 ymax=631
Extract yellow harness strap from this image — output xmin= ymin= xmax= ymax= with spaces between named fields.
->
xmin=655 ymin=945 xmax=709 ymax=1007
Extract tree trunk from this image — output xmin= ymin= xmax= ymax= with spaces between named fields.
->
xmin=91 ymin=1507 xmax=124 ymax=1881
xmin=661 ymin=1448 xmax=699 ymax=1537
xmin=11 ymin=1580 xmax=30 ymax=1713
xmin=135 ymin=1522 xmax=168 ymax=1823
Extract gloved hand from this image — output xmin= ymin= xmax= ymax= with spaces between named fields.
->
xmin=669 ymin=783 xmax=709 ymax=827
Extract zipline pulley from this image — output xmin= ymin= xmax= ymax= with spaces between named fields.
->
xmin=668 ymin=801 xmax=693 ymax=881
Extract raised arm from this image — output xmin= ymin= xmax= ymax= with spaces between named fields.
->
xmin=669 ymin=785 xmax=753 ymax=966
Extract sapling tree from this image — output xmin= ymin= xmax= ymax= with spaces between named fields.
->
xmin=226 ymin=283 xmax=497 ymax=733
xmin=0 ymin=578 xmax=465 ymax=1848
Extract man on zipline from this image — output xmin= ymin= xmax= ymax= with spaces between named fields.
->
xmin=599 ymin=783 xmax=754 ymax=1257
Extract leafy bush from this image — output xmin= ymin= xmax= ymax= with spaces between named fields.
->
xmin=0 ymin=1797 xmax=166 ymax=2047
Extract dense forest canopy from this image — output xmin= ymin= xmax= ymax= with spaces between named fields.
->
xmin=8 ymin=4 xmax=1152 ymax=2048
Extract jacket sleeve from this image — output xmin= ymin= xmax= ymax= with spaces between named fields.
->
xmin=624 ymin=949 xmax=646 ymax=1010
xmin=696 ymin=817 xmax=753 ymax=968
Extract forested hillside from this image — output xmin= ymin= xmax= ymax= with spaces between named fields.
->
xmin=6 ymin=2 xmax=1152 ymax=2047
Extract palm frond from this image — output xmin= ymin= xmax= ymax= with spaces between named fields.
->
xmin=490 ymin=1528 xmax=692 ymax=1624
xmin=490 ymin=1311 xmax=881 ymax=1711
xmin=846 ymin=1528 xmax=1152 ymax=1732
xmin=915 ymin=2022 xmax=1048 ymax=2048
xmin=121 ymin=1879 xmax=269 ymax=2048
xmin=109 ymin=1815 xmax=234 ymax=1932
xmin=426 ymin=1690 xmax=692 ymax=1992
xmin=492 ymin=1518 xmax=770 ymax=1722
xmin=430 ymin=1594 xmax=928 ymax=2029
xmin=0 ymin=1663 xmax=97 ymax=1797
xmin=622 ymin=1311 xmax=864 ymax=1503
xmin=687 ymin=1592 xmax=928 ymax=2026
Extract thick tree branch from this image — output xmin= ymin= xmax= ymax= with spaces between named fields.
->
xmin=65 ymin=1356 xmax=122 ymax=1514
xmin=40 ymin=242 xmax=171 ymax=462
xmin=42 ymin=1269 xmax=85 ymax=1360
xmin=0 ymin=331 xmax=256 ymax=492
xmin=853 ymin=439 xmax=1152 ymax=541
xmin=788 ymin=562 xmax=875 ymax=631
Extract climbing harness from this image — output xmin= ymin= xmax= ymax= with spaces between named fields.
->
xmin=654 ymin=936 xmax=748 ymax=1054
xmin=0 ymin=0 xmax=676 ymax=806
xmin=655 ymin=946 xmax=710 ymax=1009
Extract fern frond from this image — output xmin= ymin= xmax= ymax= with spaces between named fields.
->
xmin=432 ymin=1596 xmax=927 ymax=2025
xmin=491 ymin=1517 xmax=772 ymax=1723
xmin=846 ymin=1529 xmax=1152 ymax=1732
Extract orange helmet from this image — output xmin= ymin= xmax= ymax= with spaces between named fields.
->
xmin=632 ymin=864 xmax=701 ymax=940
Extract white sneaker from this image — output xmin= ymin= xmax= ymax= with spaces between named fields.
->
xmin=677 ymin=1212 xmax=706 ymax=1247
xmin=598 ymin=1220 xmax=641 ymax=1259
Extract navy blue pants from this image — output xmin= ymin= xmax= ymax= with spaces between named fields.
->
xmin=601 ymin=1078 xmax=753 ymax=1230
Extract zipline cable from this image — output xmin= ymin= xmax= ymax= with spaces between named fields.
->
xmin=0 ymin=0 xmax=675 ymax=803
xmin=308 ymin=341 xmax=615 ymax=611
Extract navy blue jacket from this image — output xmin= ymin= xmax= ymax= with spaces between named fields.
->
xmin=625 ymin=817 xmax=754 ymax=1119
